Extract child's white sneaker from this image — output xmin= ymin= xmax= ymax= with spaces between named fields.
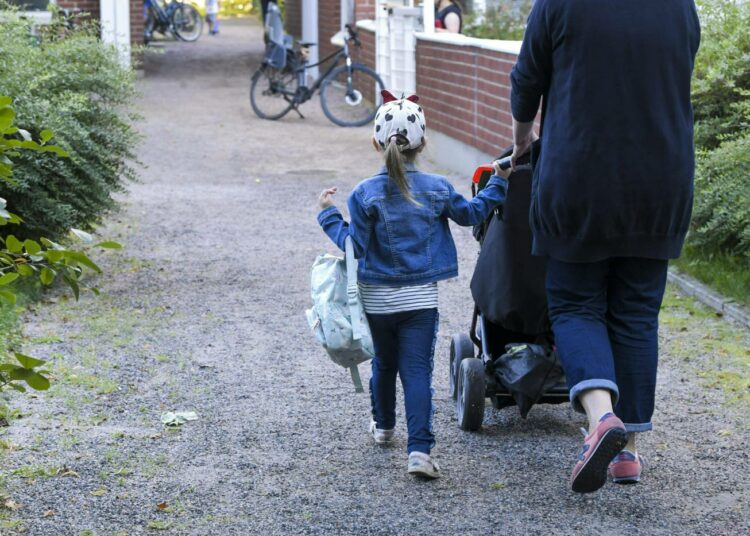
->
xmin=369 ymin=420 xmax=394 ymax=444
xmin=407 ymin=451 xmax=440 ymax=479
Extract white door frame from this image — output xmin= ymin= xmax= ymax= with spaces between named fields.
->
xmin=302 ymin=0 xmax=319 ymax=79
xmin=100 ymin=0 xmax=131 ymax=67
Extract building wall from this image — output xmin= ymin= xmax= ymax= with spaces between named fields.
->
xmin=58 ymin=0 xmax=100 ymax=20
xmin=354 ymin=0 xmax=376 ymax=20
xmin=416 ymin=39 xmax=516 ymax=155
xmin=318 ymin=0 xmax=341 ymax=62
xmin=285 ymin=0 xmax=303 ymax=40
xmin=58 ymin=0 xmax=145 ymax=45
xmin=353 ymin=24 xmax=377 ymax=104
xmin=130 ymin=0 xmax=144 ymax=45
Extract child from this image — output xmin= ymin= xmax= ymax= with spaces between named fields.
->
xmin=206 ymin=0 xmax=219 ymax=35
xmin=316 ymin=90 xmax=509 ymax=478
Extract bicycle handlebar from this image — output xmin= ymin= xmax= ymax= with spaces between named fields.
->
xmin=345 ymin=23 xmax=361 ymax=46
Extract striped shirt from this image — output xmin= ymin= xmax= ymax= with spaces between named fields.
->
xmin=359 ymin=282 xmax=438 ymax=315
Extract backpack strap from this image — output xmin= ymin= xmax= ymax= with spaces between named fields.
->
xmin=345 ymin=236 xmax=363 ymax=341
xmin=349 ymin=365 xmax=364 ymax=393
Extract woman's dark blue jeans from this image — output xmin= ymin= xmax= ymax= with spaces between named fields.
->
xmin=546 ymin=257 xmax=669 ymax=432
xmin=366 ymin=308 xmax=438 ymax=454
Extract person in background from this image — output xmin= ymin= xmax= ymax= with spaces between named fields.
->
xmin=435 ymin=0 xmax=462 ymax=33
xmin=509 ymin=0 xmax=700 ymax=494
xmin=206 ymin=0 xmax=220 ymax=35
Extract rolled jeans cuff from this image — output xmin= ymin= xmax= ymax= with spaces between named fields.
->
xmin=569 ymin=379 xmax=620 ymax=414
xmin=623 ymin=422 xmax=653 ymax=433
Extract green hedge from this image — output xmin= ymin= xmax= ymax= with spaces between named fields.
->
xmin=688 ymin=0 xmax=750 ymax=264
xmin=0 ymin=15 xmax=138 ymax=240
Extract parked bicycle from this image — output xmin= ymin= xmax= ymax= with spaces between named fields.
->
xmin=144 ymin=0 xmax=203 ymax=44
xmin=250 ymin=24 xmax=385 ymax=127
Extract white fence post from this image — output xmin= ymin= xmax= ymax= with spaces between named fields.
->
xmin=422 ymin=0 xmax=435 ymax=34
xmin=100 ymin=0 xmax=131 ymax=67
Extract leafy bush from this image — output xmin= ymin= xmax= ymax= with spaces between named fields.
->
xmin=463 ymin=1 xmax=533 ymax=41
xmin=691 ymin=134 xmax=750 ymax=258
xmin=686 ymin=0 xmax=750 ymax=265
xmin=0 ymin=95 xmax=122 ymax=399
xmin=691 ymin=0 xmax=750 ymax=150
xmin=0 ymin=13 xmax=139 ymax=240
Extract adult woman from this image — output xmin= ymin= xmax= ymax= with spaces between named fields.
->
xmin=435 ymin=0 xmax=462 ymax=34
xmin=509 ymin=0 xmax=700 ymax=493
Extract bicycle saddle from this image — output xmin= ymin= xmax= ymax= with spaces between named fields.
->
xmin=298 ymin=42 xmax=316 ymax=47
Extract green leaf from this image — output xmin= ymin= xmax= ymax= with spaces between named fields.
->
xmin=24 ymin=239 xmax=41 ymax=255
xmin=40 ymin=129 xmax=54 ymax=143
xmin=0 ymin=107 xmax=15 ymax=132
xmin=45 ymin=249 xmax=64 ymax=263
xmin=0 ymin=290 xmax=16 ymax=304
xmin=10 ymin=383 xmax=26 ymax=393
xmin=70 ymin=228 xmax=94 ymax=244
xmin=0 ymin=273 xmax=19 ymax=286
xmin=5 ymin=235 xmax=22 ymax=253
xmin=15 ymin=353 xmax=46 ymax=369
xmin=0 ymin=364 xmax=17 ymax=372
xmin=25 ymin=371 xmax=50 ymax=391
xmin=16 ymin=264 xmax=33 ymax=277
xmin=40 ymin=267 xmax=55 ymax=285
xmin=0 ymin=96 xmax=11 ymax=107
xmin=64 ymin=275 xmax=80 ymax=301
xmin=65 ymin=251 xmax=101 ymax=273
xmin=94 ymin=241 xmax=123 ymax=250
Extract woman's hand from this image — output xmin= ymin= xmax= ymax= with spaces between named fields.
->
xmin=319 ymin=187 xmax=338 ymax=209
xmin=511 ymin=118 xmax=539 ymax=171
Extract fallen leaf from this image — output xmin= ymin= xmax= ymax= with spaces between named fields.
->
xmin=718 ymin=429 xmax=733 ymax=436
xmin=156 ymin=502 xmax=168 ymax=510
xmin=160 ymin=411 xmax=199 ymax=427
xmin=90 ymin=488 xmax=108 ymax=497
xmin=43 ymin=510 xmax=54 ymax=517
xmin=3 ymin=498 xmax=22 ymax=511
xmin=60 ymin=468 xmax=80 ymax=478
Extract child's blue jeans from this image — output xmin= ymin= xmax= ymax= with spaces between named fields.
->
xmin=546 ymin=257 xmax=668 ymax=432
xmin=366 ymin=308 xmax=438 ymax=454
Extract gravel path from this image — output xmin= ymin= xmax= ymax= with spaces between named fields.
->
xmin=1 ymin=18 xmax=748 ymax=536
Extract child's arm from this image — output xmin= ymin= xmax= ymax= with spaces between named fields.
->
xmin=444 ymin=174 xmax=508 ymax=227
xmin=317 ymin=188 xmax=371 ymax=257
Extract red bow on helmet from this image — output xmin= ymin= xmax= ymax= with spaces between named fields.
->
xmin=381 ymin=90 xmax=419 ymax=104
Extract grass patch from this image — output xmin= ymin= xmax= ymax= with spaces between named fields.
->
xmin=660 ymin=286 xmax=750 ymax=406
xmin=671 ymin=248 xmax=750 ymax=308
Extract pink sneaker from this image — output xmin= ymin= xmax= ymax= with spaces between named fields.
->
xmin=570 ymin=412 xmax=628 ymax=493
xmin=609 ymin=450 xmax=644 ymax=484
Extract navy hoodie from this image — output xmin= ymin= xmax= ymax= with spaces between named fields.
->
xmin=511 ymin=0 xmax=701 ymax=262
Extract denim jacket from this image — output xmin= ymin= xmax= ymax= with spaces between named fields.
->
xmin=317 ymin=164 xmax=508 ymax=286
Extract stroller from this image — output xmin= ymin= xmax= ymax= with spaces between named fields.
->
xmin=449 ymin=146 xmax=569 ymax=431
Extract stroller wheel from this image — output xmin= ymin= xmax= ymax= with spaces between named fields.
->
xmin=449 ymin=334 xmax=474 ymax=400
xmin=456 ymin=358 xmax=485 ymax=431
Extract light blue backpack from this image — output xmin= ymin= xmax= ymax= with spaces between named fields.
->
xmin=306 ymin=237 xmax=374 ymax=392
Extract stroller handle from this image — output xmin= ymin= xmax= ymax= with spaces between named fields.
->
xmin=492 ymin=155 xmax=513 ymax=171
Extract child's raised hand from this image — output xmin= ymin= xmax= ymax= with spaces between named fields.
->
xmin=319 ymin=187 xmax=338 ymax=209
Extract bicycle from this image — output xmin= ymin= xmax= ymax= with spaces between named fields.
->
xmin=144 ymin=0 xmax=203 ymax=44
xmin=250 ymin=24 xmax=385 ymax=127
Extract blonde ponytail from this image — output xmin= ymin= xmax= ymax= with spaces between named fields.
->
xmin=384 ymin=137 xmax=420 ymax=205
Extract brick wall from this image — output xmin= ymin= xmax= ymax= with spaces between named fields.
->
xmin=416 ymin=39 xmax=518 ymax=156
xmin=318 ymin=0 xmax=341 ymax=62
xmin=354 ymin=0 xmax=376 ymax=20
xmin=130 ymin=0 xmax=144 ymax=45
xmin=58 ymin=0 xmax=145 ymax=46
xmin=353 ymin=24 xmax=377 ymax=104
xmin=58 ymin=0 xmax=100 ymax=20
xmin=285 ymin=0 xmax=302 ymax=40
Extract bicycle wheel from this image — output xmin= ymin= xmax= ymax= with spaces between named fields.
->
xmin=320 ymin=63 xmax=384 ymax=127
xmin=171 ymin=3 xmax=203 ymax=42
xmin=144 ymin=11 xmax=156 ymax=44
xmin=250 ymin=65 xmax=296 ymax=120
